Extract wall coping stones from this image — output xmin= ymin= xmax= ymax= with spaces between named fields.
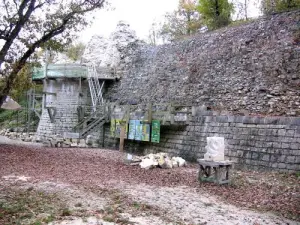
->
xmin=192 ymin=112 xmax=300 ymax=126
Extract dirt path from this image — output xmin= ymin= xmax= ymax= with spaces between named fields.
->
xmin=0 ymin=144 xmax=299 ymax=224
xmin=121 ymin=184 xmax=296 ymax=225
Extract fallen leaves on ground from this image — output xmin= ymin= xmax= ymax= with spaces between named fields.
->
xmin=0 ymin=144 xmax=299 ymax=221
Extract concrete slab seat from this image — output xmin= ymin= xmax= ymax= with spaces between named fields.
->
xmin=197 ymin=159 xmax=234 ymax=185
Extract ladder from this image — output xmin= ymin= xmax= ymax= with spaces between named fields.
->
xmin=87 ymin=64 xmax=105 ymax=111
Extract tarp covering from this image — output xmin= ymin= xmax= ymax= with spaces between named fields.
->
xmin=32 ymin=64 xmax=87 ymax=80
xmin=1 ymin=96 xmax=21 ymax=110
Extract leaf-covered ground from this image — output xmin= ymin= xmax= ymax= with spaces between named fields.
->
xmin=0 ymin=144 xmax=299 ymax=224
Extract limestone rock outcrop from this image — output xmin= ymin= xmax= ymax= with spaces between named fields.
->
xmin=82 ymin=21 xmax=142 ymax=71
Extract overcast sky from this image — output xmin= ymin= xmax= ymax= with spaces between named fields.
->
xmin=79 ymin=0 xmax=261 ymax=43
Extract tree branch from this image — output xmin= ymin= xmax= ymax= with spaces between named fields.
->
xmin=0 ymin=0 xmax=36 ymax=65
xmin=0 ymin=0 xmax=106 ymax=106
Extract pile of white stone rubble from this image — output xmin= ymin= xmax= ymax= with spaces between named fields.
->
xmin=130 ymin=152 xmax=186 ymax=170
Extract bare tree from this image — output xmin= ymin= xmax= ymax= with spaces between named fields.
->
xmin=0 ymin=0 xmax=106 ymax=106
xmin=233 ymin=0 xmax=250 ymax=20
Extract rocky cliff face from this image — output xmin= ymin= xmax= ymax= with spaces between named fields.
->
xmin=85 ymin=11 xmax=300 ymax=116
xmin=82 ymin=21 xmax=143 ymax=70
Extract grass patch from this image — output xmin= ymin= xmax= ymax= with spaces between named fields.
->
xmin=0 ymin=186 xmax=66 ymax=225
xmin=203 ymin=202 xmax=214 ymax=207
xmin=103 ymin=214 xmax=115 ymax=222
xmin=60 ymin=208 xmax=72 ymax=216
xmin=74 ymin=202 xmax=83 ymax=207
xmin=98 ymin=189 xmax=182 ymax=224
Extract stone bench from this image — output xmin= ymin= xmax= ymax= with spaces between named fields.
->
xmin=197 ymin=159 xmax=234 ymax=185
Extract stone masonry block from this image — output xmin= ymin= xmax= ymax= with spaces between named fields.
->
xmin=285 ymin=129 xmax=295 ymax=137
xmin=278 ymin=129 xmax=286 ymax=136
xmin=292 ymin=150 xmax=300 ymax=156
xmin=272 ymin=142 xmax=282 ymax=148
xmin=262 ymin=154 xmax=270 ymax=161
xmin=278 ymin=163 xmax=287 ymax=169
xmin=264 ymin=117 xmax=280 ymax=125
xmin=281 ymin=143 xmax=290 ymax=149
xmin=278 ymin=155 xmax=286 ymax=162
xmin=251 ymin=152 xmax=259 ymax=160
xmin=287 ymin=164 xmax=299 ymax=171
xmin=286 ymin=156 xmax=296 ymax=164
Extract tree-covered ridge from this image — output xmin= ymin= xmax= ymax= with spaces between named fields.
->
xmin=156 ymin=0 xmax=300 ymax=43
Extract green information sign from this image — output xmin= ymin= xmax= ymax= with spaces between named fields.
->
xmin=110 ymin=119 xmax=116 ymax=137
xmin=115 ymin=119 xmax=128 ymax=138
xmin=142 ymin=123 xmax=150 ymax=142
xmin=135 ymin=121 xmax=143 ymax=141
xmin=128 ymin=120 xmax=136 ymax=140
xmin=151 ymin=120 xmax=160 ymax=143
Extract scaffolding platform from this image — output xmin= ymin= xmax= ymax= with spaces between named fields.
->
xmin=32 ymin=64 xmax=118 ymax=81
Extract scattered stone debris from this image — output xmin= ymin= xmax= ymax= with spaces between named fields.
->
xmin=130 ymin=152 xmax=187 ymax=169
xmin=0 ymin=129 xmax=101 ymax=148
xmin=42 ymin=134 xmax=99 ymax=148
xmin=0 ymin=129 xmax=38 ymax=142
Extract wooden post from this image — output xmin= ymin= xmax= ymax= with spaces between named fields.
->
xmin=119 ymin=125 xmax=125 ymax=152
xmin=125 ymin=105 xmax=130 ymax=124
xmin=106 ymin=102 xmax=111 ymax=122
xmin=102 ymin=125 xmax=105 ymax=148
xmin=148 ymin=103 xmax=152 ymax=123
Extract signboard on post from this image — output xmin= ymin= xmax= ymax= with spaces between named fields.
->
xmin=151 ymin=120 xmax=160 ymax=143
xmin=128 ymin=120 xmax=136 ymax=140
xmin=110 ymin=119 xmax=116 ymax=137
xmin=112 ymin=119 xmax=161 ymax=143
xmin=134 ymin=120 xmax=143 ymax=141
xmin=142 ymin=123 xmax=150 ymax=141
xmin=115 ymin=120 xmax=128 ymax=138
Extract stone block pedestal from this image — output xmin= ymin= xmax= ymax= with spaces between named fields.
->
xmin=197 ymin=159 xmax=234 ymax=185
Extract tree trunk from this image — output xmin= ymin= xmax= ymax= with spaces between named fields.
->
xmin=287 ymin=0 xmax=293 ymax=8
xmin=245 ymin=0 xmax=248 ymax=20
xmin=0 ymin=69 xmax=20 ymax=107
xmin=187 ymin=11 xmax=191 ymax=35
xmin=215 ymin=0 xmax=220 ymax=16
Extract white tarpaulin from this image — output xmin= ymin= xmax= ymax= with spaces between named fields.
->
xmin=1 ymin=96 xmax=21 ymax=110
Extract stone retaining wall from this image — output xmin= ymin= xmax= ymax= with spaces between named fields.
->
xmin=100 ymin=113 xmax=300 ymax=172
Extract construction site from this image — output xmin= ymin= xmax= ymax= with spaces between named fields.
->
xmin=0 ymin=10 xmax=299 ymax=225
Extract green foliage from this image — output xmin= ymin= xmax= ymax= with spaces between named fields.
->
xmin=261 ymin=0 xmax=300 ymax=14
xmin=0 ymin=63 xmax=36 ymax=109
xmin=0 ymin=0 xmax=105 ymax=107
xmin=66 ymin=42 xmax=86 ymax=61
xmin=0 ymin=96 xmax=27 ymax=129
xmin=0 ymin=108 xmax=17 ymax=125
xmin=159 ymin=0 xmax=202 ymax=42
xmin=60 ymin=208 xmax=71 ymax=216
xmin=0 ymin=87 xmax=41 ymax=129
xmin=197 ymin=0 xmax=235 ymax=30
xmin=10 ymin=64 xmax=34 ymax=100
